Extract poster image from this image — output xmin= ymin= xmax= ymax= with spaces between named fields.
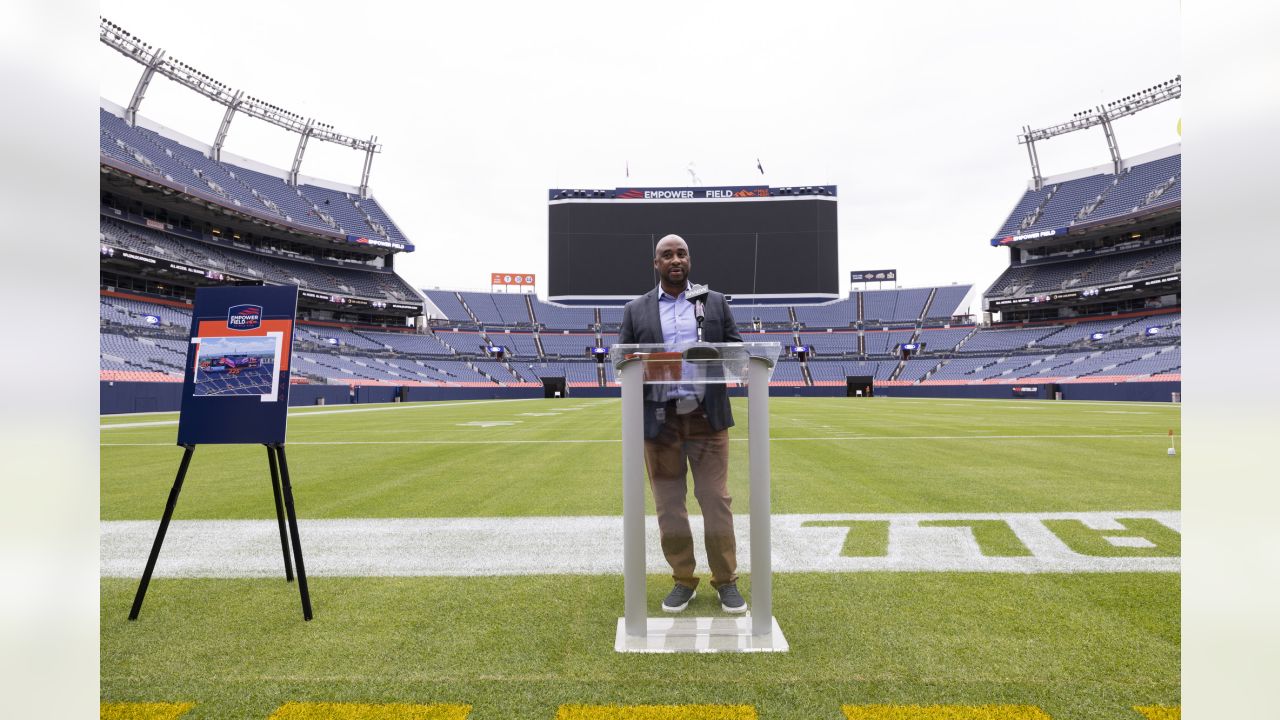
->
xmin=192 ymin=333 xmax=283 ymax=401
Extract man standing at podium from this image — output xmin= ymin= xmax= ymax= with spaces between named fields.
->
xmin=619 ymin=233 xmax=747 ymax=614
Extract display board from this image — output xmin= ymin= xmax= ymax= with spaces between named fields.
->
xmin=548 ymin=187 xmax=838 ymax=300
xmin=176 ymin=285 xmax=298 ymax=445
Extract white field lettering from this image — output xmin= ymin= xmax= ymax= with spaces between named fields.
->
xmin=101 ymin=511 xmax=1179 ymax=578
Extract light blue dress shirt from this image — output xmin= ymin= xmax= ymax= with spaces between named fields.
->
xmin=657 ymin=284 xmax=701 ymax=405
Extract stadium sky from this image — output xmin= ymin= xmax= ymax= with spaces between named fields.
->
xmin=97 ymin=1 xmax=1181 ymax=314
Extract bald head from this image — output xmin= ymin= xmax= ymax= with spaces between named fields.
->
xmin=654 ymin=234 xmax=687 ymax=260
xmin=653 ymin=234 xmax=691 ymax=295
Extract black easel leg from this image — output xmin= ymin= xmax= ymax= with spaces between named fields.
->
xmin=276 ymin=445 xmax=313 ymax=620
xmin=129 ymin=445 xmax=196 ymax=620
xmin=267 ymin=445 xmax=294 ymax=582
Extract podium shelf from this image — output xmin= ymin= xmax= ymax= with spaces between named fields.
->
xmin=610 ymin=342 xmax=782 ymax=385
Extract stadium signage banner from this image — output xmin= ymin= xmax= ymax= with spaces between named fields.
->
xmin=108 ymin=245 xmax=233 ymax=280
xmin=992 ymin=297 xmax=1032 ymax=307
xmin=618 ymin=186 xmax=770 ymax=200
xmin=850 ymin=269 xmax=897 ymax=283
xmin=491 ymin=273 xmax=536 ymax=287
xmin=1143 ymin=274 xmax=1180 ymax=287
xmin=300 ymin=290 xmax=349 ymax=305
xmin=347 ymin=234 xmax=410 ymax=251
xmin=298 ymin=290 xmax=420 ymax=312
xmin=553 ymin=186 xmax=775 ymax=200
xmin=120 ymin=250 xmax=158 ymax=265
xmin=991 ymin=226 xmax=1070 ymax=246
xmin=177 ymin=285 xmax=298 ymax=445
xmin=167 ymin=261 xmax=209 ymax=277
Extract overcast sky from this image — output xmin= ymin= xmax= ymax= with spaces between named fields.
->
xmin=98 ymin=1 xmax=1181 ymax=313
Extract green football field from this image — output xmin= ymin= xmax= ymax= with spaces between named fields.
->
xmin=100 ymin=397 xmax=1180 ymax=719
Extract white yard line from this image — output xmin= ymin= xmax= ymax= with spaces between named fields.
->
xmin=100 ymin=511 xmax=1180 ymax=578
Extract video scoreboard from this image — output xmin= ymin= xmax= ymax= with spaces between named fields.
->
xmin=548 ymin=185 xmax=838 ymax=301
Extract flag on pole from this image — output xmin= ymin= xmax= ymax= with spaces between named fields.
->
xmin=625 ymin=160 xmax=629 ymax=178
xmin=756 ymin=158 xmax=764 ymax=174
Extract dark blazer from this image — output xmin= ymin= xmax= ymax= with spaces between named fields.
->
xmin=618 ymin=286 xmax=743 ymax=438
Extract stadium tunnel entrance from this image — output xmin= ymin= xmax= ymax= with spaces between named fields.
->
xmin=542 ymin=376 xmax=567 ymax=399
xmin=847 ymin=376 xmax=874 ymax=398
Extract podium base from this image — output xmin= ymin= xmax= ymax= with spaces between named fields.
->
xmin=614 ymin=616 xmax=789 ymax=653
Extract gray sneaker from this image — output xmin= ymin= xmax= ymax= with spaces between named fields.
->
xmin=661 ymin=584 xmax=696 ymax=613
xmin=717 ymin=582 xmax=747 ymax=613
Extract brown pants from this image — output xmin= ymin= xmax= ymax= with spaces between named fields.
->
xmin=643 ymin=406 xmax=737 ymax=590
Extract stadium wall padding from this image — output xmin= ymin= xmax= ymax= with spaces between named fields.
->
xmin=354 ymin=386 xmax=400 ymax=405
xmin=400 ymin=386 xmax=545 ymax=402
xmin=100 ymin=382 xmax=353 ymax=414
xmin=875 ymin=381 xmax=1181 ymax=402
xmin=100 ymin=380 xmax=1183 ymax=414
xmin=101 ymin=381 xmax=185 ymax=414
xmin=289 ymin=385 xmax=351 ymax=407
xmin=1058 ymin=381 xmax=1180 ymax=402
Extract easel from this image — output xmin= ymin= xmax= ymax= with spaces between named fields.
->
xmin=128 ymin=442 xmax=312 ymax=621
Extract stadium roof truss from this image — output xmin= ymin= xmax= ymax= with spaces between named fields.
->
xmin=100 ymin=17 xmax=382 ymax=197
xmin=1018 ymin=76 xmax=1180 ymax=190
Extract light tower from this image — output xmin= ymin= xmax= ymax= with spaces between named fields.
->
xmin=1018 ymin=77 xmax=1181 ymax=189
xmin=99 ymin=17 xmax=383 ymax=197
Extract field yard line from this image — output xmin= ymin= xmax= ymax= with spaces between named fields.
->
xmin=101 ymin=433 xmax=1180 ymax=447
xmin=100 ymin=511 xmax=1180 ymax=578
xmin=98 ymin=409 xmax=179 ymax=419
xmin=99 ymin=398 xmax=532 ymax=429
xmin=100 ymin=420 xmax=181 ymax=429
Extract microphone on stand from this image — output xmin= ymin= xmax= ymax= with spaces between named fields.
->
xmin=683 ymin=284 xmax=720 ymax=360
xmin=685 ymin=283 xmax=710 ymax=342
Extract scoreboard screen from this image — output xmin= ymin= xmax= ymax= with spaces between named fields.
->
xmin=548 ymin=186 xmax=838 ymax=300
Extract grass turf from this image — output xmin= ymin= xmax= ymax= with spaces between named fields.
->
xmin=101 ymin=397 xmax=1180 ymax=520
xmin=100 ymin=397 xmax=1180 ymax=718
xmin=102 ymin=573 xmax=1177 ymax=720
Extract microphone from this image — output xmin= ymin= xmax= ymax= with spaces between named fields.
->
xmin=682 ymin=283 xmax=720 ymax=360
xmin=686 ymin=283 xmax=709 ymax=331
xmin=684 ymin=283 xmax=709 ymax=334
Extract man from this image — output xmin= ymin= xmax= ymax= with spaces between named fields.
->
xmin=618 ymin=234 xmax=746 ymax=614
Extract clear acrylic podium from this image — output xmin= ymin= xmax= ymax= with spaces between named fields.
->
xmin=610 ymin=342 xmax=789 ymax=653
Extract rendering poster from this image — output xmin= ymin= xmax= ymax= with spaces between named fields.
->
xmin=177 ymin=285 xmax=298 ymax=445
